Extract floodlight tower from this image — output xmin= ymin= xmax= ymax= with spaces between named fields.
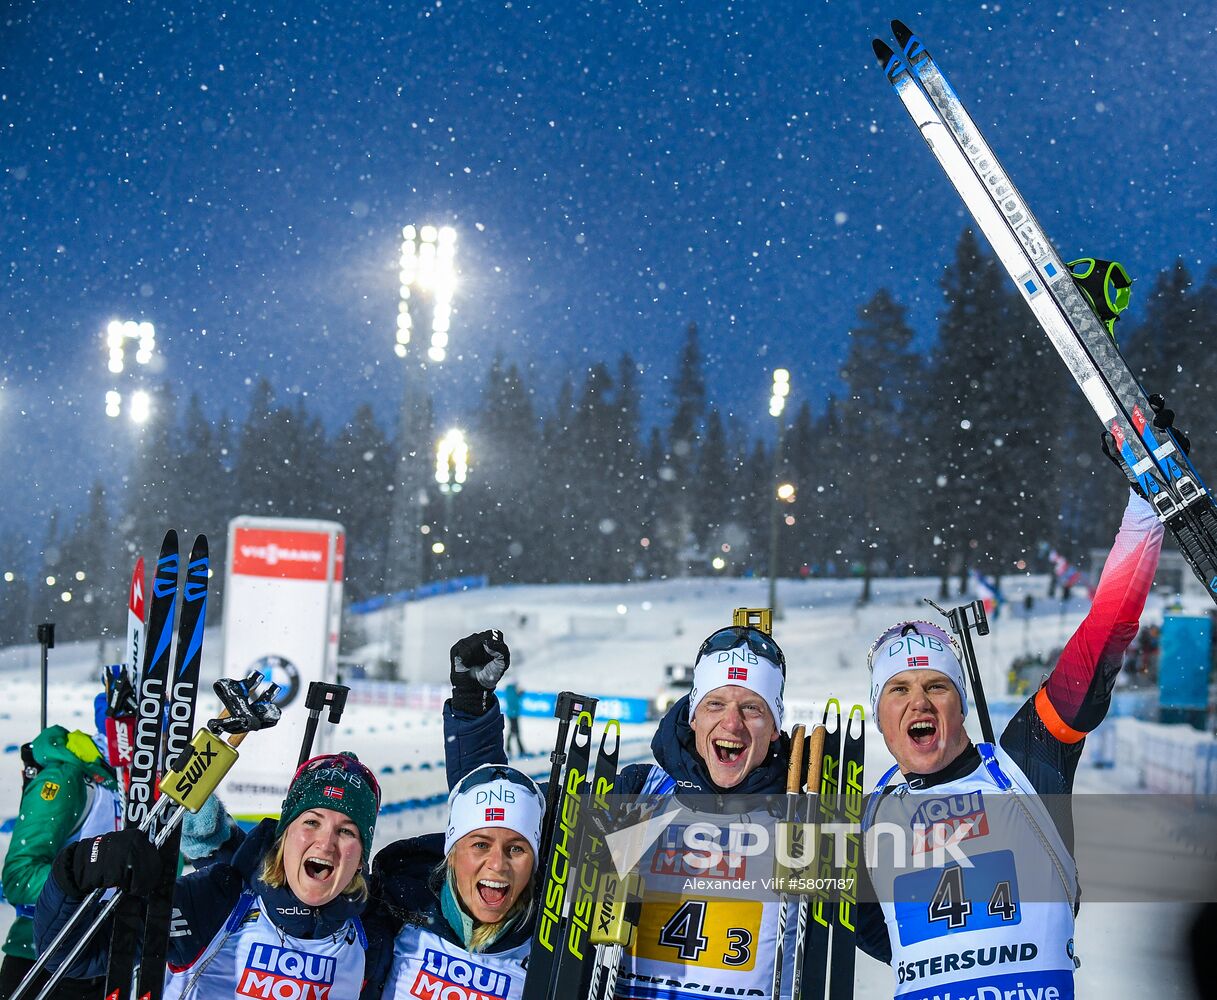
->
xmin=388 ymin=225 xmax=457 ymax=593
xmin=767 ymin=368 xmax=791 ymax=615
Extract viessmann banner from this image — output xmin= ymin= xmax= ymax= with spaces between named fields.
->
xmin=222 ymin=517 xmax=345 ymax=817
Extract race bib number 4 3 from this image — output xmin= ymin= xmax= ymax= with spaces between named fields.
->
xmin=630 ymin=892 xmax=762 ymax=971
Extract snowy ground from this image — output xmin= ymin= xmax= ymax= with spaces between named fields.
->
xmin=0 ymin=573 xmax=1205 ymax=997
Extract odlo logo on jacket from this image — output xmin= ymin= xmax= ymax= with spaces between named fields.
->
xmin=410 ymin=949 xmax=511 ymax=1000
xmin=238 ymin=943 xmax=336 ymax=1000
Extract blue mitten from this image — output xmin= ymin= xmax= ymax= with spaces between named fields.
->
xmin=179 ymin=794 xmax=234 ymax=861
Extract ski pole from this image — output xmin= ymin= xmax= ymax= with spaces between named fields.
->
xmin=790 ymin=723 xmax=827 ymax=1000
xmin=297 ymin=682 xmax=351 ymax=766
xmin=539 ymin=690 xmax=597 ymax=866
xmin=769 ymin=723 xmax=807 ymax=1000
xmin=13 ymin=676 xmax=281 ymax=1000
xmin=925 ymin=597 xmax=995 ymax=744
xmin=36 ymin=623 xmax=54 ymax=732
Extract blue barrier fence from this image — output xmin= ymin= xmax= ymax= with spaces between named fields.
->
xmin=518 ymin=691 xmax=652 ymax=724
xmin=348 ymin=575 xmax=490 ymax=615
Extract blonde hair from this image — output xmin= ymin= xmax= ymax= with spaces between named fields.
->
xmin=259 ymin=834 xmax=369 ymax=904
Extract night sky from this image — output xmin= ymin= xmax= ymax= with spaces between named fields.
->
xmin=2 ymin=1 xmax=1215 ymax=544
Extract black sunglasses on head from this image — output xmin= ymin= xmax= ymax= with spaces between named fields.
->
xmin=697 ymin=626 xmax=786 ymax=672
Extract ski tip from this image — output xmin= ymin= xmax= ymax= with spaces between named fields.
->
xmin=890 ymin=19 xmax=914 ymax=44
xmin=601 ymin=718 xmax=622 ymax=744
xmin=872 ymin=37 xmax=895 ymax=63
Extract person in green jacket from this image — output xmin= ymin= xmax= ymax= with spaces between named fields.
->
xmin=0 ymin=723 xmax=118 ymax=1000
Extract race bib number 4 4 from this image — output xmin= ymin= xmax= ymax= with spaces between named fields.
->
xmin=894 ymin=850 xmax=1021 ymax=947
xmin=630 ymin=892 xmax=762 ymax=971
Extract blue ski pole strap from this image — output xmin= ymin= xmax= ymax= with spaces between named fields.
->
xmin=863 ymin=762 xmax=902 ymax=832
xmin=977 ymin=742 xmax=1014 ymax=791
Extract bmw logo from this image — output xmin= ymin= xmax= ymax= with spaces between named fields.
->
xmin=248 ymin=654 xmax=301 ymax=707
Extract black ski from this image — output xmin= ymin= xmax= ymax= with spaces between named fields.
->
xmin=827 ymin=705 xmax=865 ymax=1000
xmin=104 ymin=531 xmax=180 ymax=1000
xmin=552 ymin=720 xmax=620 ymax=1000
xmin=522 ymin=707 xmax=597 ymax=1000
xmin=135 ymin=535 xmax=209 ymax=1000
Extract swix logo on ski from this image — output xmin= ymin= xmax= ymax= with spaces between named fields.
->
xmin=911 ymin=792 xmax=989 ymax=855
xmin=410 ymin=949 xmax=510 ymax=1000
xmin=651 ymin=824 xmax=747 ymax=878
xmin=232 ymin=529 xmax=330 ymax=581
xmin=237 ymin=943 xmax=336 ymax=1000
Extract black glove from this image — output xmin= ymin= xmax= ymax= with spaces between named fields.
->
xmin=53 ymin=827 xmax=164 ymax=897
xmin=1147 ymin=393 xmax=1191 ymax=455
xmin=450 ymin=629 xmax=511 ymax=716
xmin=1101 ymin=393 xmax=1191 ymax=495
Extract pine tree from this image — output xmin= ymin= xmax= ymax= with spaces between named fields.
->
xmin=838 ymin=288 xmax=920 ymax=602
xmin=665 ymin=322 xmax=706 ymax=572
xmin=331 ymin=404 xmax=393 ymax=601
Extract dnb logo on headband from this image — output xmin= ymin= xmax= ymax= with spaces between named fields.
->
xmin=485 ymin=807 xmax=505 ymax=822
xmin=413 ymin=948 xmax=511 ymax=1000
xmin=239 ymin=943 xmax=335 ymax=1000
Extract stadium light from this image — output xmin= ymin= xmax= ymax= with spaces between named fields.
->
xmin=103 ymin=319 xmax=157 ymax=420
xmin=397 ymin=224 xmax=457 ymax=363
xmin=435 ymin=428 xmax=469 ymax=493
xmin=768 ymin=368 xmax=793 ymax=615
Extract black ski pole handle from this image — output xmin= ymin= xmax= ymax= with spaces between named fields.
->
xmin=297 ymin=682 xmax=351 ymax=766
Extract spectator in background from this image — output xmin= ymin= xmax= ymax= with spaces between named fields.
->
xmin=501 ymin=678 xmax=525 ymax=757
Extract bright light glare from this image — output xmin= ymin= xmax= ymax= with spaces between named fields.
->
xmin=431 ymin=541 xmax=446 ymax=554
xmin=398 ymin=223 xmax=457 ymax=361
xmin=60 ymin=591 xmax=72 ymax=603
xmin=3 ymin=572 xmax=14 ymax=583
xmin=74 ymin=570 xmax=85 ymax=581
xmin=435 ymin=428 xmax=469 ymax=485
xmin=777 ymin=482 xmax=796 ymax=502
xmin=711 ymin=556 xmax=726 ymax=571
xmin=45 ymin=576 xmax=56 ymax=586
xmin=129 ymin=390 xmax=152 ymax=424
xmin=769 ymin=367 xmax=791 ymax=418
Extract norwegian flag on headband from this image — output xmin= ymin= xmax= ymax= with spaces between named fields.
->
xmin=727 ymin=666 xmax=748 ymax=681
xmin=907 ymin=656 xmax=930 ymax=668
xmin=323 ymin=786 xmax=345 ymax=800
xmin=485 ymin=807 xmax=505 ymax=822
